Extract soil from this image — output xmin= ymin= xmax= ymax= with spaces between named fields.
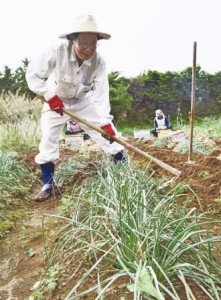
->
xmin=0 ymin=135 xmax=221 ymax=300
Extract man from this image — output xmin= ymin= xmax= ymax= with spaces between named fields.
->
xmin=150 ymin=109 xmax=173 ymax=137
xmin=26 ymin=14 xmax=126 ymax=202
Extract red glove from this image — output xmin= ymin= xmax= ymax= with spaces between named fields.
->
xmin=48 ymin=95 xmax=64 ymax=115
xmin=101 ymin=124 xmax=115 ymax=143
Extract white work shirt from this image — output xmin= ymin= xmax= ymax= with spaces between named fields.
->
xmin=156 ymin=117 xmax=166 ymax=128
xmin=26 ymin=41 xmax=112 ymax=124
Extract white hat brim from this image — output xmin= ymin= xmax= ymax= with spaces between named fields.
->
xmin=59 ymin=31 xmax=111 ymax=40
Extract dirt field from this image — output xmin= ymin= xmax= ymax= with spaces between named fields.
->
xmin=0 ymin=136 xmax=221 ymax=300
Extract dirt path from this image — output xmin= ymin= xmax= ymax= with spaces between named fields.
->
xmin=0 ymin=197 xmax=60 ymax=300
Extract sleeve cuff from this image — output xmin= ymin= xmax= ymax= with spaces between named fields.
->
xmin=44 ymin=91 xmax=54 ymax=101
xmin=100 ymin=116 xmax=113 ymax=127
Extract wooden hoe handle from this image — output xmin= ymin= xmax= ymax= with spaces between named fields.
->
xmin=37 ymin=96 xmax=182 ymax=177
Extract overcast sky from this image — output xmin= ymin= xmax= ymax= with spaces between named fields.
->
xmin=1 ymin=0 xmax=221 ymax=77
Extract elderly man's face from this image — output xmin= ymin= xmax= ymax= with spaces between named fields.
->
xmin=74 ymin=33 xmax=98 ymax=61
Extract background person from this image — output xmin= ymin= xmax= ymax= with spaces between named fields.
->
xmin=150 ymin=109 xmax=173 ymax=137
xmin=26 ymin=14 xmax=126 ymax=202
xmin=65 ymin=119 xmax=84 ymax=135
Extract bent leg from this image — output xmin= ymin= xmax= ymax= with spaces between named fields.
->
xmin=34 ymin=106 xmax=70 ymax=201
xmin=35 ymin=106 xmax=69 ymax=164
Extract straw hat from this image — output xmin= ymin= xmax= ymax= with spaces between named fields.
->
xmin=59 ymin=14 xmax=111 ymax=40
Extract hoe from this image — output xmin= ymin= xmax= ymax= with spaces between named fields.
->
xmin=37 ymin=96 xmax=181 ymax=177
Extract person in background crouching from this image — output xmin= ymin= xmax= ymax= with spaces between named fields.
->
xmin=65 ymin=119 xmax=84 ymax=135
xmin=151 ymin=109 xmax=173 ymax=137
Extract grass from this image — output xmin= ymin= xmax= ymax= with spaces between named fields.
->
xmin=173 ymin=138 xmax=215 ymax=155
xmin=118 ymin=124 xmax=150 ymax=136
xmin=0 ymin=151 xmax=34 ymax=237
xmin=54 ymin=154 xmax=93 ymax=189
xmin=119 ymin=115 xmax=221 ymax=141
xmin=0 ymin=92 xmax=41 ymax=236
xmin=0 ymin=92 xmax=42 ymax=151
xmin=0 ymin=91 xmax=42 ymax=123
xmin=37 ymin=159 xmax=221 ymax=299
xmin=182 ymin=116 xmax=221 ymax=139
xmin=0 ymin=119 xmax=41 ymax=152
xmin=152 ymin=116 xmax=219 ymax=155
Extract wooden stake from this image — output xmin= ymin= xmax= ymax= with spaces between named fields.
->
xmin=188 ymin=42 xmax=197 ymax=162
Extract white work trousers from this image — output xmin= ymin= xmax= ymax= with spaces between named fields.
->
xmin=35 ymin=97 xmax=124 ymax=164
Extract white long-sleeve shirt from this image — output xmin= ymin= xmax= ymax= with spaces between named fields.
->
xmin=26 ymin=41 xmax=112 ymax=124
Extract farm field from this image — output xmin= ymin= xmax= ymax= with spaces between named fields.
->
xmin=0 ymin=134 xmax=221 ymax=300
xmin=132 ymin=136 xmax=221 ymax=214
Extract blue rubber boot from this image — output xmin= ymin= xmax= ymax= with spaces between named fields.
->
xmin=112 ymin=150 xmax=127 ymax=164
xmin=40 ymin=162 xmax=54 ymax=186
xmin=34 ymin=162 xmax=55 ymax=201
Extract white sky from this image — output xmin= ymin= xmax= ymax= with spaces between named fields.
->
xmin=1 ymin=0 xmax=221 ymax=77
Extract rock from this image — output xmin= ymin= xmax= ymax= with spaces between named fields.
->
xmin=30 ymin=280 xmax=42 ymax=291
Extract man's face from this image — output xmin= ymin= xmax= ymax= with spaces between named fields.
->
xmin=73 ymin=33 xmax=98 ymax=61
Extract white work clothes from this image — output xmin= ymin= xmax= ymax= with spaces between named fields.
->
xmin=156 ymin=117 xmax=166 ymax=129
xmin=26 ymin=41 xmax=124 ymax=164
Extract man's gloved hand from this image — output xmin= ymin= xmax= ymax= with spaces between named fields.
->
xmin=48 ymin=95 xmax=64 ymax=115
xmin=101 ymin=124 xmax=115 ymax=143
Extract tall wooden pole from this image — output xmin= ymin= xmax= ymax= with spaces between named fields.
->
xmin=188 ymin=42 xmax=197 ymax=162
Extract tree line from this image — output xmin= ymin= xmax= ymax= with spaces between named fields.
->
xmin=1 ymin=60 xmax=221 ymax=126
